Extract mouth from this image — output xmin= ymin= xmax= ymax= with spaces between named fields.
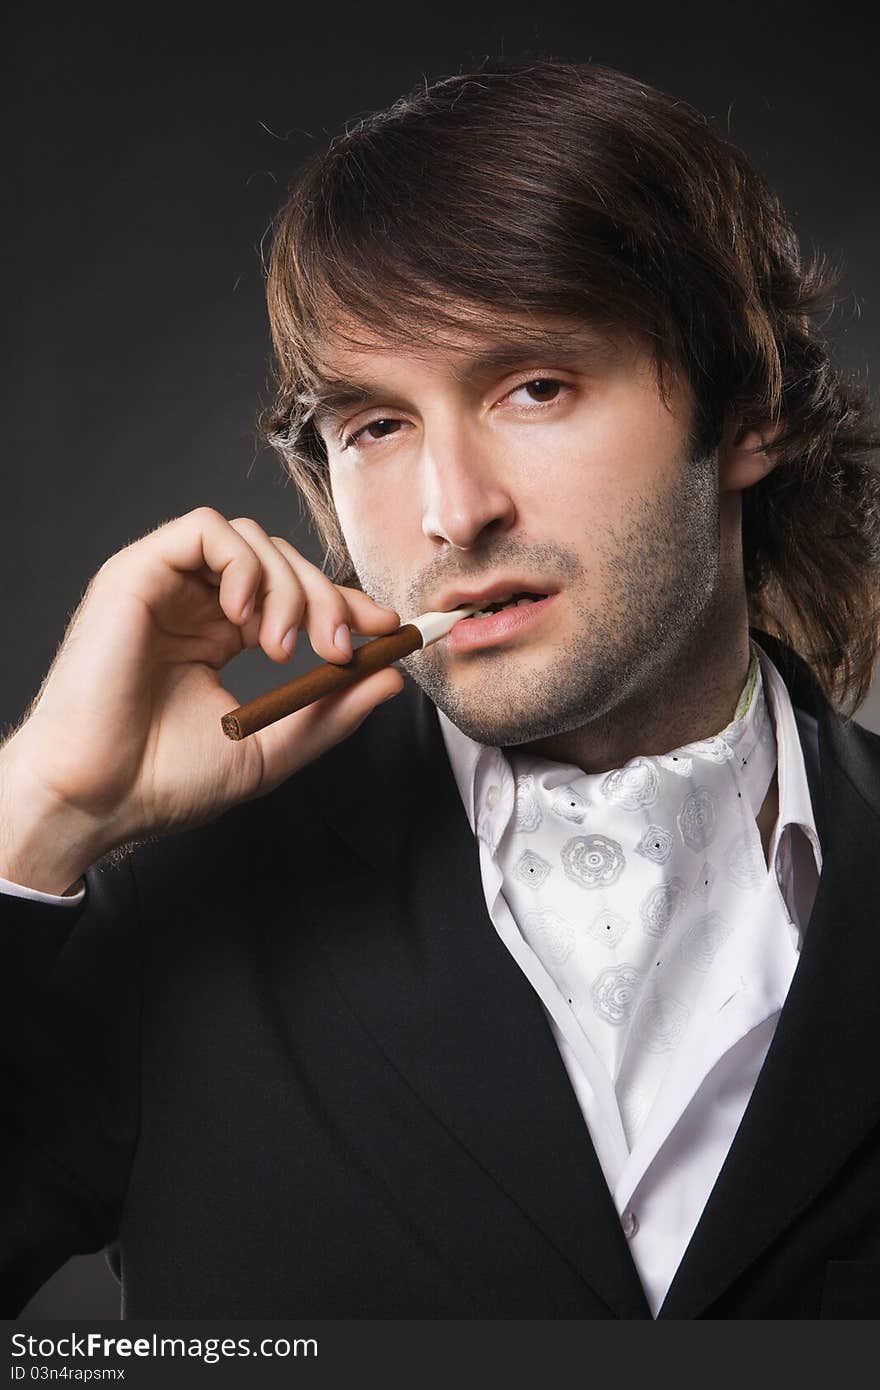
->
xmin=457 ymin=590 xmax=548 ymax=617
xmin=446 ymin=591 xmax=557 ymax=653
xmin=435 ymin=576 xmax=558 ymax=610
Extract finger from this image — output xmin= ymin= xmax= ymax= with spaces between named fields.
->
xmin=236 ymin=576 xmax=403 ymax=666
xmin=334 ymin=585 xmax=402 ymax=635
xmin=226 ymin=518 xmax=315 ymax=664
xmin=259 ymin=534 xmax=396 ymax=667
xmin=120 ymin=507 xmax=265 ymax=627
xmin=256 ymin=566 xmax=400 ymax=630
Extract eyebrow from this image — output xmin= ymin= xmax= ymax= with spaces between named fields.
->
xmin=307 ymin=326 xmax=622 ymax=431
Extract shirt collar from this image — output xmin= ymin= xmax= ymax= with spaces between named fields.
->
xmin=436 ymin=704 xmax=513 ymax=848
xmin=754 ymin=642 xmax=823 ymax=878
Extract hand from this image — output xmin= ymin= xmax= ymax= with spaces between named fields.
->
xmin=0 ymin=508 xmax=404 ymax=885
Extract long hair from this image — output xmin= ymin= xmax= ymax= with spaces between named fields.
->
xmin=261 ymin=58 xmax=880 ymax=717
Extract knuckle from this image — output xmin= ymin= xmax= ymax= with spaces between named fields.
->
xmin=270 ymin=534 xmax=308 ymax=568
xmin=190 ymin=504 xmax=224 ymax=526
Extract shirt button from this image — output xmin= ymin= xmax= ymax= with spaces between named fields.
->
xmin=485 ymin=784 xmax=500 ymax=810
xmin=621 ymin=1209 xmax=639 ymax=1239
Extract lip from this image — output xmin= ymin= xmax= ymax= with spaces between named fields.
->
xmin=446 ymin=594 xmax=558 ymax=653
xmin=434 ymin=578 xmax=558 ymax=611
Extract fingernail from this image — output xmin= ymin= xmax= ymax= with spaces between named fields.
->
xmin=334 ymin=622 xmax=352 ymax=659
xmin=241 ymin=597 xmax=254 ymax=622
xmin=281 ymin=627 xmax=297 ymax=656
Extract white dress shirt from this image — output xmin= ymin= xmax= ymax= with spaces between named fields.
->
xmin=1 ymin=639 xmax=823 ymax=1316
xmin=437 ymin=639 xmax=822 ymax=1315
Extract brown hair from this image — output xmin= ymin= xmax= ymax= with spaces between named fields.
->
xmin=261 ymin=58 xmax=880 ymax=717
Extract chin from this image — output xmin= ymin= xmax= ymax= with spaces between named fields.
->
xmin=436 ymin=693 xmax=590 ymax=750
xmin=402 ymin=639 xmax=608 ymax=749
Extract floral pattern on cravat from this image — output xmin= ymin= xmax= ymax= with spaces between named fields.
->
xmin=497 ymin=641 xmax=777 ymax=1148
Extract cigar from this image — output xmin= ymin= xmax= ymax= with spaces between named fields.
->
xmin=220 ymin=605 xmax=480 ymax=740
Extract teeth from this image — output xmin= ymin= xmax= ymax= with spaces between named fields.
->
xmin=471 ymin=593 xmax=542 ymax=617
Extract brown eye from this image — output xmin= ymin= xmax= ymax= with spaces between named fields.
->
xmin=343 ymin=417 xmax=405 ymax=450
xmin=524 ymin=379 xmax=561 ymax=401
xmin=366 ymin=418 xmax=401 ymax=438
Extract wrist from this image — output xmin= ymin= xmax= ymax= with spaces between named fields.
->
xmin=0 ymin=739 xmax=112 ymax=895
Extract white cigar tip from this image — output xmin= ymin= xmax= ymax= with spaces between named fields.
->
xmin=406 ymin=605 xmax=480 ymax=646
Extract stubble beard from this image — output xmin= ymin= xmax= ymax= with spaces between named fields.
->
xmin=347 ymin=447 xmax=721 ymax=749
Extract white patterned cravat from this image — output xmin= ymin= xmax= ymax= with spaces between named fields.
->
xmin=498 ymin=641 xmax=777 ymax=1148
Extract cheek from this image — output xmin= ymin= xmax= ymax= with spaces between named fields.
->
xmin=516 ymin=386 xmax=689 ymax=521
xmin=330 ymin=466 xmax=373 ymax=546
xmin=331 ymin=474 xmax=417 ymax=572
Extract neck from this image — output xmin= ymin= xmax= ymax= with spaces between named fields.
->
xmin=514 ymin=604 xmax=753 ymax=776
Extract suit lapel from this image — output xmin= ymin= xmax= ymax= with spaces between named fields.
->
xmin=307 ymin=679 xmax=651 ymax=1319
xmin=659 ymin=629 xmax=880 ymax=1317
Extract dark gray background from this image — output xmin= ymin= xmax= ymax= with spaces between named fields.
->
xmin=4 ymin=0 xmax=878 ymax=1317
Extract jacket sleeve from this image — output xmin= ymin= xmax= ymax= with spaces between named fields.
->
xmin=0 ymin=853 xmax=141 ymax=1315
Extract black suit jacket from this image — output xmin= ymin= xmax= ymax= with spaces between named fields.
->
xmin=3 ymin=628 xmax=880 ymax=1318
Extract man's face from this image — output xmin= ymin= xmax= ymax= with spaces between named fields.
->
xmin=316 ymin=313 xmax=722 ymax=748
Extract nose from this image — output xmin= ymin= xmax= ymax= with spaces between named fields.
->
xmin=420 ymin=428 xmax=516 ymax=550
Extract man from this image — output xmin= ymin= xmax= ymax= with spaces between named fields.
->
xmin=2 ymin=59 xmax=880 ymax=1318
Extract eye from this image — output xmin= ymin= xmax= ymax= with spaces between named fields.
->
xmin=505 ymin=377 xmax=567 ymax=406
xmin=338 ymin=376 xmax=571 ymax=452
xmin=340 ymin=417 xmax=407 ymax=452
